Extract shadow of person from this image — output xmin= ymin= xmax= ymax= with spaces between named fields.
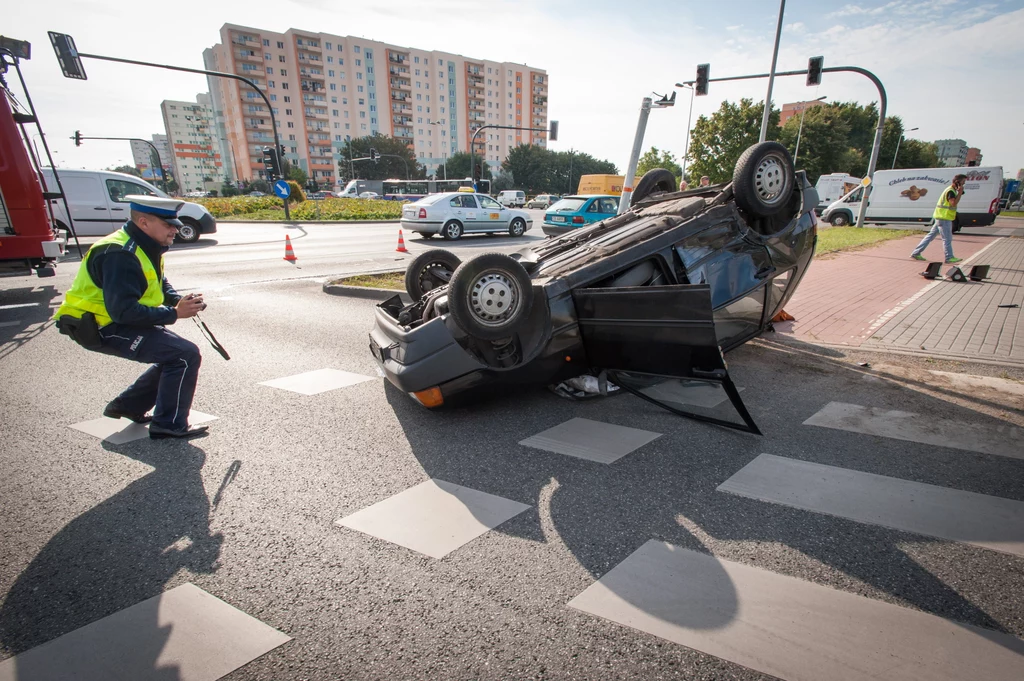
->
xmin=0 ymin=440 xmax=222 ymax=679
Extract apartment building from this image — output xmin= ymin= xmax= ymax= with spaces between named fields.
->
xmin=778 ymin=99 xmax=825 ymax=126
xmin=129 ymin=134 xmax=172 ymax=183
xmin=935 ymin=138 xmax=968 ymax=167
xmin=205 ymin=23 xmax=548 ymax=189
xmin=160 ymin=94 xmax=225 ymax=193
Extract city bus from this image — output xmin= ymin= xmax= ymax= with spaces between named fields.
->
xmin=381 ymin=177 xmax=490 ymax=201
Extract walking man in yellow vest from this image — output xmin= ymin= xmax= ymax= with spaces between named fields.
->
xmin=55 ymin=196 xmax=210 ymax=439
xmin=911 ymin=174 xmax=967 ymax=264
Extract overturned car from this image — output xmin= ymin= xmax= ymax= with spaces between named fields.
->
xmin=369 ymin=142 xmax=818 ymax=433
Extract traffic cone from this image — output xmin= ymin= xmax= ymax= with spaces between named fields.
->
xmin=283 ymin=234 xmax=297 ymax=262
xmin=395 ymin=229 xmax=409 ymax=253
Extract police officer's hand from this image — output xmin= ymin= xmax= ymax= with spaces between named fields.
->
xmin=175 ymin=293 xmax=206 ymax=319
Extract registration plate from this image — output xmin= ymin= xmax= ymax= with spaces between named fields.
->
xmin=552 ymin=216 xmax=566 ymax=223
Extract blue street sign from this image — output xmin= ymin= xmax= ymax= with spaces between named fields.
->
xmin=1006 ymin=180 xmax=1020 ymax=195
xmin=273 ymin=179 xmax=291 ymax=199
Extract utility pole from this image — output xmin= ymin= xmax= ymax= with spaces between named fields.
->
xmin=759 ymin=0 xmax=786 ymax=142
xmin=618 ymin=92 xmax=675 ymax=214
xmin=792 ymin=95 xmax=827 ymax=165
xmin=892 ymin=126 xmax=918 ymax=169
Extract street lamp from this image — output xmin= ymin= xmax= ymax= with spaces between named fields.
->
xmin=793 ymin=95 xmax=827 ymax=165
xmin=892 ymin=127 xmax=919 ymax=169
xmin=428 ymin=120 xmax=446 ymax=180
xmin=673 ymin=82 xmax=695 ymax=180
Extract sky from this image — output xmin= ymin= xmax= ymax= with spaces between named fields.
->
xmin=8 ymin=0 xmax=1024 ymax=178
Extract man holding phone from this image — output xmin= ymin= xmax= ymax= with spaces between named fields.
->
xmin=55 ymin=196 xmax=210 ymax=439
xmin=911 ymin=173 xmax=967 ymax=264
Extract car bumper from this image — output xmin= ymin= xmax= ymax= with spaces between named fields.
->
xmin=400 ymin=219 xmax=443 ymax=234
xmin=542 ymin=221 xmax=578 ymax=237
xmin=198 ymin=213 xmax=217 ymax=235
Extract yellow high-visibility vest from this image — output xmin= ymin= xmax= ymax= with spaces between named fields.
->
xmin=933 ymin=184 xmax=958 ymax=221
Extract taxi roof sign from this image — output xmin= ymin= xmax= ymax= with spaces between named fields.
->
xmin=457 ymin=186 xmax=474 ymax=193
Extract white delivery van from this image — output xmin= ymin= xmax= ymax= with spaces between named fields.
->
xmin=821 ymin=166 xmax=1003 ymax=231
xmin=497 ymin=190 xmax=526 ymax=208
xmin=40 ymin=169 xmax=217 ymax=243
xmin=813 ymin=173 xmax=860 ymax=215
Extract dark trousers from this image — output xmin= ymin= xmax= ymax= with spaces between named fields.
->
xmin=96 ymin=323 xmax=202 ymax=431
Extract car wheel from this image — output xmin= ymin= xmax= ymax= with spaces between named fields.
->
xmin=630 ymin=168 xmax=678 ymax=206
xmin=447 ymin=253 xmax=533 ymax=341
xmin=508 ymin=218 xmax=527 ymax=237
xmin=404 ymin=249 xmax=462 ymax=302
xmin=442 ymin=220 xmax=464 ymax=240
xmin=416 ymin=231 xmax=434 ymax=239
xmin=829 ymin=213 xmax=849 ymax=227
xmin=175 ymin=218 xmax=201 ymax=244
xmin=732 ymin=141 xmax=795 ymax=217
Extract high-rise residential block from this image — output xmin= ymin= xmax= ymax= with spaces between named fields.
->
xmin=160 ymin=94 xmax=225 ymax=193
xmin=205 ymin=24 xmax=548 ymax=189
xmin=935 ymin=138 xmax=968 ymax=167
xmin=129 ymin=134 xmax=172 ymax=183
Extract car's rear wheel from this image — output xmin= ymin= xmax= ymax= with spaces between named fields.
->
xmin=630 ymin=168 xmax=678 ymax=206
xmin=508 ymin=218 xmax=527 ymax=237
xmin=175 ymin=218 xmax=201 ymax=244
xmin=448 ymin=253 xmax=533 ymax=340
xmin=442 ymin=220 xmax=464 ymax=240
xmin=732 ymin=141 xmax=795 ymax=217
xmin=829 ymin=213 xmax=849 ymax=226
xmin=405 ymin=249 xmax=462 ymax=301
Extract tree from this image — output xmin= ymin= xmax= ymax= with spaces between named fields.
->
xmin=501 ymin=145 xmax=553 ymax=195
xmin=444 ymin=151 xmax=490 ymax=181
xmin=686 ymin=99 xmax=780 ymax=183
xmin=164 ymin=178 xmax=179 ymax=194
xmin=108 ymin=165 xmax=142 ymax=178
xmin=284 ymin=160 xmax=308 ymax=187
xmin=636 ymin=147 xmax=682 ymax=181
xmin=549 ymin=149 xmax=617 ymax=195
xmin=777 ymin=104 xmax=852 ymax=183
xmin=337 ymin=133 xmax=424 ymax=182
xmin=491 ymin=170 xmax=515 ymax=193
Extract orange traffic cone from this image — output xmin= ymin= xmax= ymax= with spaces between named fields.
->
xmin=283 ymin=234 xmax=297 ymax=262
xmin=395 ymin=229 xmax=409 ymax=253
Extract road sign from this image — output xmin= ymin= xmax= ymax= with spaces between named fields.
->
xmin=48 ymin=32 xmax=86 ymax=80
xmin=273 ymin=179 xmax=291 ymax=199
xmin=1006 ymin=180 xmax=1020 ymax=195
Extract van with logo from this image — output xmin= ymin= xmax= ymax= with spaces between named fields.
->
xmin=41 ymin=168 xmax=218 ymax=243
xmin=821 ymin=166 xmax=1002 ymax=230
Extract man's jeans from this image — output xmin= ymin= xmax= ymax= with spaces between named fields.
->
xmin=911 ymin=219 xmax=955 ymax=261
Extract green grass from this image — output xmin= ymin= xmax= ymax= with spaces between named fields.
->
xmin=338 ymin=271 xmax=405 ymax=289
xmin=816 ymin=226 xmax=919 ymax=255
xmin=1001 ymin=211 xmax=1024 ymax=218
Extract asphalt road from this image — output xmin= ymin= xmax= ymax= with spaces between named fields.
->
xmin=1 ymin=216 xmax=1023 ymax=679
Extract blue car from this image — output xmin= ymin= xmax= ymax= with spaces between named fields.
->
xmin=542 ymin=195 xmax=620 ymax=237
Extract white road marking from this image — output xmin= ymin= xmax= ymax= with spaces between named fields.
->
xmin=0 ymin=303 xmax=39 ymax=310
xmin=519 ymin=418 xmax=661 ymax=464
xmin=259 ymin=368 xmax=375 ymax=395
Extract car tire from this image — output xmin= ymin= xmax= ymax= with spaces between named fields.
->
xmin=405 ymin=249 xmax=462 ymax=302
xmin=416 ymin=231 xmax=434 ymax=239
xmin=630 ymin=168 xmax=678 ymax=206
xmin=508 ymin=218 xmax=527 ymax=237
xmin=732 ymin=141 xmax=795 ymax=217
xmin=175 ymin=218 xmax=201 ymax=244
xmin=829 ymin=213 xmax=849 ymax=227
xmin=447 ymin=252 xmax=533 ymax=341
xmin=442 ymin=220 xmax=464 ymax=240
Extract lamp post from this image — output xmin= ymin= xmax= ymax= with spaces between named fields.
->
xmin=673 ymin=82 xmax=695 ymax=179
xmin=792 ymin=95 xmax=827 ymax=165
xmin=892 ymin=127 xmax=918 ymax=169
xmin=759 ymin=0 xmax=786 ymax=142
xmin=428 ymin=120 xmax=446 ymax=179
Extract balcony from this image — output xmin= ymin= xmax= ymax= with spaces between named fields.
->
xmin=295 ymin=39 xmax=321 ymax=51
xmin=391 ymin=104 xmax=412 ymax=114
xmin=392 ymin=116 xmax=412 ymax=126
xmin=388 ymin=66 xmax=409 ymax=75
xmin=236 ymin=50 xmax=262 ymax=62
xmin=230 ymin=34 xmax=259 ymax=46
xmin=468 ymin=73 xmax=484 ymax=85
xmin=390 ymin=77 xmax=411 ymax=90
xmin=533 ymin=96 xmax=547 ymax=106
xmin=390 ymin=92 xmax=410 ymax=102
xmin=388 ymin=53 xmax=408 ymax=64
xmin=301 ymin=80 xmax=325 ymax=93
xmin=466 ymin=64 xmax=482 ymax=75
xmin=299 ymin=68 xmax=325 ymax=80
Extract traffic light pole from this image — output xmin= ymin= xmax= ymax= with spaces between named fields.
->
xmin=469 ymin=123 xmax=553 ymax=192
xmin=65 ymin=50 xmax=290 ymax=219
xmin=75 ymin=135 xmax=167 ymax=190
xmin=680 ymin=65 xmax=886 ymax=228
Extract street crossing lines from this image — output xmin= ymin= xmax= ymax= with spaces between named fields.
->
xmin=336 ymin=479 xmax=530 ymax=559
xmin=519 ymin=417 xmax=662 ymax=464
xmin=69 ymin=410 xmax=218 ymax=444
xmin=718 ymin=453 xmax=1024 ymax=557
xmin=258 ymin=368 xmax=376 ymax=395
xmin=803 ymin=401 xmax=1023 ymax=460
xmin=568 ymin=541 xmax=1024 ymax=681
xmin=0 ymin=583 xmax=290 ymax=681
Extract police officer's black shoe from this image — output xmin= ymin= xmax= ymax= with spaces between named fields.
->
xmin=149 ymin=424 xmax=210 ymax=440
xmin=103 ymin=402 xmax=153 ymax=424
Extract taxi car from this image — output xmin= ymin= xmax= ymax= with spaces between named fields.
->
xmin=542 ymin=195 xmax=620 ymax=237
xmin=400 ymin=191 xmax=533 ymax=240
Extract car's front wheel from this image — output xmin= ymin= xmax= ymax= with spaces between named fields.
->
xmin=447 ymin=253 xmax=533 ymax=341
xmin=175 ymin=218 xmax=201 ymax=244
xmin=442 ymin=220 xmax=464 ymax=240
xmin=732 ymin=141 xmax=795 ymax=217
xmin=508 ymin=218 xmax=527 ymax=237
xmin=829 ymin=213 xmax=850 ymax=227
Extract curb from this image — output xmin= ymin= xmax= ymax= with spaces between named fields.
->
xmin=322 ymin=269 xmax=411 ymax=303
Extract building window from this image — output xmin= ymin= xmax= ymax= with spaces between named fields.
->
xmin=329 ymin=70 xmax=335 ymax=77
xmin=289 ymin=134 xmax=296 ymax=141
xmin=331 ymin=96 xmax=337 ymax=103
xmin=358 ymin=97 xmax=364 ymax=105
xmin=330 ymin=83 xmax=336 ymax=90
xmin=285 ymin=109 xmax=292 ymax=115
xmin=267 ymin=67 xmax=273 ymax=74
xmin=263 ymin=39 xmax=270 ymax=46
xmin=357 ymin=72 xmax=363 ymax=80
xmin=270 ymin=94 xmax=277 ymax=101
xmin=414 ymin=56 xmax=420 ymax=63
xmin=283 ymin=96 xmax=291 ymax=102
xmin=268 ymin=80 xmax=275 ymax=87
xmin=282 ymin=82 xmax=288 ymax=89
xmin=265 ymin=53 xmax=271 ymax=60
xmin=277 ymin=41 xmax=284 ymax=49
xmin=279 ymin=55 xmax=285 ymax=63
xmin=281 ymin=69 xmax=287 ymax=76
xmin=326 ymin=42 xmax=332 ymax=49
xmin=287 ymin=122 xmax=294 ymax=128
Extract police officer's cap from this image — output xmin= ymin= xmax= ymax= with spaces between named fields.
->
xmin=125 ymin=195 xmax=185 ymax=228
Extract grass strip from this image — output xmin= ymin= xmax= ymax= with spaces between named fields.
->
xmin=816 ymin=226 xmax=919 ymax=255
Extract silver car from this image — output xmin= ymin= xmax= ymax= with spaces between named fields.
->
xmin=400 ymin=191 xmax=533 ymax=240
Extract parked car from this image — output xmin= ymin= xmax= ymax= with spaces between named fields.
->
xmin=248 ymin=190 xmax=266 ymax=197
xmin=497 ymin=190 xmax=526 ymax=208
xmin=526 ymin=194 xmax=561 ymax=209
xmin=40 ymin=168 xmax=217 ymax=244
xmin=542 ymin=195 xmax=620 ymax=237
xmin=369 ymin=142 xmax=818 ymax=433
xmin=399 ymin=191 xmax=532 ymax=240
xmin=359 ymin=191 xmax=381 ymax=200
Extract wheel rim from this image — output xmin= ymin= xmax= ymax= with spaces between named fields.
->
xmin=753 ymin=154 xmax=787 ymax=205
xmin=178 ymin=224 xmax=197 ymax=241
xmin=446 ymin=223 xmax=460 ymax=238
xmin=418 ymin=262 xmax=453 ymax=293
xmin=469 ymin=271 xmax=521 ymax=327
xmin=511 ymin=219 xmax=524 ymax=235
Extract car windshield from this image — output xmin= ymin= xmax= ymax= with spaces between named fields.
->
xmin=549 ymin=198 xmax=585 ymax=212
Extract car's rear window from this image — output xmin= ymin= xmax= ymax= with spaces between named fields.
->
xmin=419 ymin=194 xmax=450 ymax=205
xmin=550 ymin=198 xmax=585 ymax=212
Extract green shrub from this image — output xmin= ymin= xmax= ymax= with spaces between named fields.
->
xmin=285 ymin=181 xmax=305 ymax=203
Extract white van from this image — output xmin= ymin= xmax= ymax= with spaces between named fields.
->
xmin=40 ymin=169 xmax=217 ymax=243
xmin=821 ymin=166 xmax=1003 ymax=230
xmin=497 ymin=190 xmax=526 ymax=208
xmin=813 ymin=173 xmax=860 ymax=214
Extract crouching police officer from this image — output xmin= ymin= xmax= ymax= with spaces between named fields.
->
xmin=55 ymin=196 xmax=209 ymax=439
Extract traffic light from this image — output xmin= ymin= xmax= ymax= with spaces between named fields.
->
xmin=474 ymin=163 xmax=482 ymax=182
xmin=261 ymin=146 xmax=281 ymax=180
xmin=695 ymin=63 xmax=710 ymax=96
xmin=72 ymin=130 xmax=82 ymax=147
xmin=549 ymin=120 xmax=558 ymax=142
xmin=369 ymin=147 xmax=378 ymax=162
xmin=807 ymin=56 xmax=824 ymax=87
xmin=279 ymin=144 xmax=287 ymax=158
